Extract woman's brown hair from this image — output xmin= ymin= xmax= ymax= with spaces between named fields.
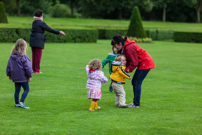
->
xmin=34 ymin=10 xmax=43 ymax=17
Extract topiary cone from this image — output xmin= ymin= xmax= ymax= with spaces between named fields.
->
xmin=0 ymin=2 xmax=8 ymax=23
xmin=127 ymin=6 xmax=146 ymax=38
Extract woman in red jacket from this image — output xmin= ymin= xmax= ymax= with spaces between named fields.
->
xmin=111 ymin=35 xmax=156 ymax=108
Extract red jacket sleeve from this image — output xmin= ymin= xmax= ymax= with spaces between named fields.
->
xmin=124 ymin=45 xmax=138 ymax=73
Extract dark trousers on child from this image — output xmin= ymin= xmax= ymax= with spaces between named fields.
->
xmin=31 ymin=47 xmax=42 ymax=72
xmin=14 ymin=82 xmax=30 ymax=104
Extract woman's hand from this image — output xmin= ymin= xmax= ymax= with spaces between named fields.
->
xmin=59 ymin=31 xmax=66 ymax=35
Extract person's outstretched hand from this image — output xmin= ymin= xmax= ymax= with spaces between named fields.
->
xmin=9 ymin=76 xmax=12 ymax=81
xmin=60 ymin=31 xmax=66 ymax=35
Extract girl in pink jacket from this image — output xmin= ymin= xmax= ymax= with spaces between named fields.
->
xmin=86 ymin=59 xmax=108 ymax=111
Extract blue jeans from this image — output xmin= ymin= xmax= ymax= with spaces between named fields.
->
xmin=132 ymin=69 xmax=150 ymax=106
xmin=14 ymin=82 xmax=30 ymax=104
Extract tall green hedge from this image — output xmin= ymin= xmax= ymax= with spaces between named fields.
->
xmin=98 ymin=29 xmax=126 ymax=39
xmin=174 ymin=32 xmax=202 ymax=43
xmin=157 ymin=30 xmax=174 ymax=40
xmin=0 ymin=2 xmax=8 ymax=23
xmin=97 ymin=29 xmax=173 ymax=40
xmin=2 ymin=27 xmax=201 ymax=43
xmin=126 ymin=6 xmax=146 ymax=38
xmin=145 ymin=29 xmax=157 ymax=40
xmin=0 ymin=28 xmax=98 ymax=43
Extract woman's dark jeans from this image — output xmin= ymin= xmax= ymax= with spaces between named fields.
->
xmin=14 ymin=82 xmax=30 ymax=104
xmin=132 ymin=69 xmax=150 ymax=106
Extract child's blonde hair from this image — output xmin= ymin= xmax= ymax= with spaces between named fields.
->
xmin=115 ymin=54 xmax=126 ymax=62
xmin=12 ymin=38 xmax=27 ymax=55
xmin=88 ymin=59 xmax=102 ymax=70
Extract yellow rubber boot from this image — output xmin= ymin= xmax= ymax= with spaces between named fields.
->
xmin=94 ymin=102 xmax=100 ymax=110
xmin=89 ymin=101 xmax=96 ymax=111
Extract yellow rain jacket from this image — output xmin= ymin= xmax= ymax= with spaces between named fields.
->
xmin=110 ymin=61 xmax=131 ymax=84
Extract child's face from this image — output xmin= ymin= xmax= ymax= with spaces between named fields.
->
xmin=121 ymin=56 xmax=127 ymax=65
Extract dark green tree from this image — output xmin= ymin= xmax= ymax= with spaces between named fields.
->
xmin=0 ymin=2 xmax=8 ymax=23
xmin=20 ymin=0 xmax=51 ymax=16
xmin=174 ymin=0 xmax=202 ymax=23
xmin=78 ymin=0 xmax=153 ymax=19
xmin=126 ymin=6 xmax=146 ymax=38
xmin=152 ymin=0 xmax=173 ymax=22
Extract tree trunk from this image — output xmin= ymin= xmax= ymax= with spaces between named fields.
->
xmin=16 ymin=0 xmax=20 ymax=16
xmin=162 ymin=7 xmax=166 ymax=22
xmin=196 ymin=8 xmax=200 ymax=23
xmin=118 ymin=9 xmax=122 ymax=20
xmin=70 ymin=0 xmax=74 ymax=17
xmin=149 ymin=9 xmax=155 ymax=21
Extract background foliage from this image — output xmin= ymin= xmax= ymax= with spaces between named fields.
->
xmin=1 ymin=16 xmax=202 ymax=42
xmin=1 ymin=0 xmax=202 ymax=22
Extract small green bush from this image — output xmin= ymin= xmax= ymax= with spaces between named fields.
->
xmin=127 ymin=6 xmax=146 ymax=38
xmin=128 ymin=37 xmax=152 ymax=43
xmin=174 ymin=32 xmax=202 ymax=43
xmin=142 ymin=37 xmax=153 ymax=43
xmin=0 ymin=28 xmax=98 ymax=43
xmin=0 ymin=2 xmax=8 ymax=23
xmin=49 ymin=3 xmax=71 ymax=18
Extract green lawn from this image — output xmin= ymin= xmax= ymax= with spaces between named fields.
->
xmin=1 ymin=16 xmax=202 ymax=32
xmin=0 ymin=40 xmax=201 ymax=134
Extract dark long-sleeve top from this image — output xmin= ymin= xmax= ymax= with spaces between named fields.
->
xmin=30 ymin=20 xmax=60 ymax=49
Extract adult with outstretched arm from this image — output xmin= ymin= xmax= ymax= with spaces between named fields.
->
xmin=30 ymin=10 xmax=66 ymax=74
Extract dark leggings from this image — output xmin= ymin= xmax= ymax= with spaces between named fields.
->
xmin=14 ymin=82 xmax=30 ymax=104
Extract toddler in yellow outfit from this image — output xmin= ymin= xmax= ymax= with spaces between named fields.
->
xmin=110 ymin=55 xmax=131 ymax=108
